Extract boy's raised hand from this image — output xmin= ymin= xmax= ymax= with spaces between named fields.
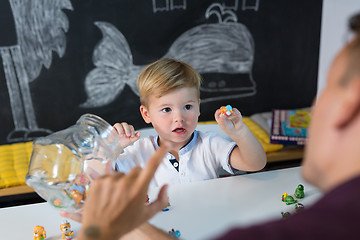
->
xmin=113 ymin=122 xmax=141 ymax=149
xmin=215 ymin=106 xmax=244 ymax=137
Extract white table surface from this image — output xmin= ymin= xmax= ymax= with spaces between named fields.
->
xmin=0 ymin=201 xmax=82 ymax=239
xmin=150 ymin=166 xmax=322 ymax=240
xmin=0 ymin=167 xmax=322 ymax=240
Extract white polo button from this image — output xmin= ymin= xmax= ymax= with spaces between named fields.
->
xmin=181 ymin=172 xmax=185 ymax=176
xmin=173 ymin=162 xmax=179 ymax=168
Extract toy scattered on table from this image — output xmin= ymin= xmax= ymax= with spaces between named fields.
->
xmin=146 ymin=195 xmax=171 ymax=211
xmin=281 ymin=192 xmax=298 ymax=205
xmin=162 ymin=201 xmax=171 ymax=212
xmin=60 ymin=220 xmax=74 ymax=240
xmin=295 ymin=203 xmax=305 ymax=212
xmin=169 ymin=228 xmax=181 ymax=238
xmin=280 ymin=186 xmax=306 ymax=219
xmin=294 ymin=184 xmax=305 ymax=198
xmin=220 ymin=105 xmax=233 ymax=117
xmin=281 ymin=184 xmax=306 ymax=205
xmin=281 ymin=211 xmax=291 ymax=219
xmin=33 ymin=225 xmax=46 ymax=240
xmin=145 ymin=194 xmax=150 ymax=205
xmin=281 ymin=202 xmax=305 ymax=219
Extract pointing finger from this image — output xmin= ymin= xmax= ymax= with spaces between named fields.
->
xmin=137 ymin=145 xmax=168 ymax=187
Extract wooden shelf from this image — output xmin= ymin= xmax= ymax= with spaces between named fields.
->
xmin=0 ymin=185 xmax=34 ymax=197
xmin=266 ymin=147 xmax=304 ymax=163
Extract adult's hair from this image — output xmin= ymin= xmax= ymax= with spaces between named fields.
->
xmin=349 ymin=12 xmax=360 ymax=35
xmin=340 ymin=12 xmax=360 ymax=86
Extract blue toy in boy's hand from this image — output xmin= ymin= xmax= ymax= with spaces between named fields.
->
xmin=169 ymin=228 xmax=181 ymax=238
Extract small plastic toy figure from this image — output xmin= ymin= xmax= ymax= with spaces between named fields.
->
xmin=162 ymin=201 xmax=171 ymax=212
xmin=60 ymin=220 xmax=74 ymax=240
xmin=282 ymin=192 xmax=298 ymax=205
xmin=295 ymin=203 xmax=305 ymax=212
xmin=281 ymin=211 xmax=291 ymax=219
xmin=145 ymin=194 xmax=150 ymax=205
xmin=70 ymin=189 xmax=83 ymax=204
xmin=53 ymin=199 xmax=62 ymax=207
xmin=284 ymin=195 xmax=298 ymax=205
xmin=294 ymin=184 xmax=305 ymax=198
xmin=169 ymin=228 xmax=181 ymax=238
xmin=220 ymin=105 xmax=233 ymax=117
xmin=33 ymin=225 xmax=46 ymax=240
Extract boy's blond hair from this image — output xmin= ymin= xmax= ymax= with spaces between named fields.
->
xmin=137 ymin=58 xmax=202 ymax=106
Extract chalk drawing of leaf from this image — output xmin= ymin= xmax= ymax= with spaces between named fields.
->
xmin=81 ymin=22 xmax=142 ymax=108
xmin=14 ymin=0 xmax=73 ymax=82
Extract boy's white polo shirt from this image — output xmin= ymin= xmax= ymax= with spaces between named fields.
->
xmin=115 ymin=130 xmax=237 ymax=188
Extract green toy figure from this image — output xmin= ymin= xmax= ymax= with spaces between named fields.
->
xmin=281 ymin=211 xmax=291 ymax=219
xmin=294 ymin=184 xmax=305 ymax=198
xmin=282 ymin=192 xmax=298 ymax=205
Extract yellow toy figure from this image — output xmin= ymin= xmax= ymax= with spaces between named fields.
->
xmin=60 ymin=220 xmax=74 ymax=240
xmin=281 ymin=192 xmax=288 ymax=201
xmin=33 ymin=225 xmax=46 ymax=240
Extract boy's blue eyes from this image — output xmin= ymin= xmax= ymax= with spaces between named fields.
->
xmin=161 ymin=105 xmax=193 ymax=112
xmin=184 ymin=105 xmax=192 ymax=110
xmin=162 ymin=107 xmax=171 ymax=113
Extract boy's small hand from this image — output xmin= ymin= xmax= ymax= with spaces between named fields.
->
xmin=215 ymin=107 xmax=244 ymax=136
xmin=113 ymin=122 xmax=141 ymax=149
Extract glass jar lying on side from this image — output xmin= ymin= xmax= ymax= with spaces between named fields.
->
xmin=26 ymin=114 xmax=122 ymax=212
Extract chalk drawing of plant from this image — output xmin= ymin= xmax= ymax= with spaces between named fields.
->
xmin=0 ymin=0 xmax=73 ymax=142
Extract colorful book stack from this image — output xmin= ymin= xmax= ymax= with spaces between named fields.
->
xmin=270 ymin=109 xmax=311 ymax=145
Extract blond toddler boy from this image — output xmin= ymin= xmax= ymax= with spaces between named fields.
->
xmin=113 ymin=58 xmax=266 ymax=187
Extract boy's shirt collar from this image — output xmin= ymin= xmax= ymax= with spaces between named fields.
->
xmin=153 ymin=130 xmax=198 ymax=159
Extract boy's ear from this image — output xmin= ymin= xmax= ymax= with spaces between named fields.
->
xmin=140 ymin=105 xmax=151 ymax=124
xmin=336 ymin=77 xmax=360 ymax=129
xmin=198 ymin=98 xmax=201 ymax=117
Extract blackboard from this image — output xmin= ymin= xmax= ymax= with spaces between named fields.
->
xmin=0 ymin=0 xmax=322 ymax=145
